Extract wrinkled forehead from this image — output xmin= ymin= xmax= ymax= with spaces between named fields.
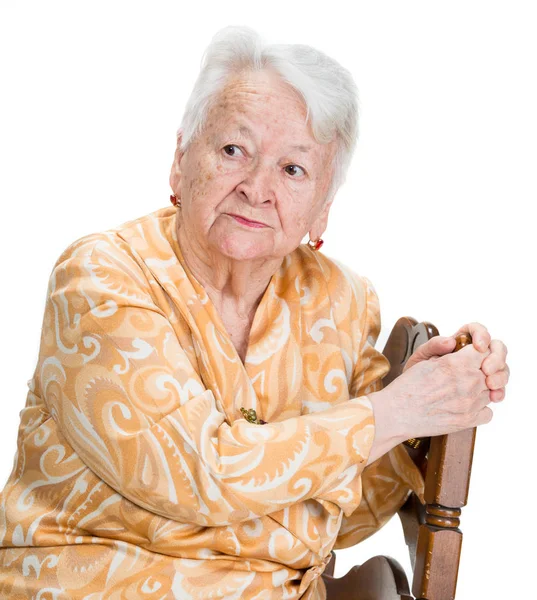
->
xmin=202 ymin=69 xmax=336 ymax=159
xmin=213 ymin=68 xmax=306 ymax=108
xmin=206 ymin=71 xmax=306 ymax=133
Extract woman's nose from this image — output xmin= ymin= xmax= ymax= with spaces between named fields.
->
xmin=235 ymin=165 xmax=275 ymax=206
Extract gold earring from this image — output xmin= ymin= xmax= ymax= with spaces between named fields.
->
xmin=307 ymin=237 xmax=324 ymax=251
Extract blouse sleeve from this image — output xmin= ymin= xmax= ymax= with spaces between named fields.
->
xmin=334 ymin=275 xmax=425 ymax=550
xmin=40 ymin=236 xmax=377 ymax=528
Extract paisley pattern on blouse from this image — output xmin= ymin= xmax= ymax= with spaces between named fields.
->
xmin=0 ymin=206 xmax=424 ymax=599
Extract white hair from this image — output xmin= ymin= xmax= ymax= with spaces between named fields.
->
xmin=177 ymin=26 xmax=359 ymax=202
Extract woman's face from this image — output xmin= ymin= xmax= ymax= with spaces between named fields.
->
xmin=170 ymin=69 xmax=338 ymax=263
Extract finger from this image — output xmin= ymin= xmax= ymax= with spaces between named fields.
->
xmin=481 ymin=339 xmax=508 ymax=376
xmin=405 ymin=337 xmax=456 ymax=372
xmin=477 ymin=387 xmax=492 ymax=408
xmin=481 ymin=341 xmax=507 ymax=375
xmin=489 ymin=388 xmax=506 ymax=403
xmin=486 ymin=365 xmax=510 ymax=390
xmin=453 ymin=322 xmax=491 ymax=352
xmin=457 ymin=342 xmax=491 ymax=368
xmin=475 ymin=406 xmax=494 ymax=426
xmin=423 ymin=336 xmax=456 ymax=358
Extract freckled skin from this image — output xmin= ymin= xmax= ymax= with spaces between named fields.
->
xmin=169 ymin=69 xmax=338 ymax=347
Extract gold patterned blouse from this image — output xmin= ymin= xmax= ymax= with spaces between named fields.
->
xmin=0 ymin=205 xmax=424 ymax=599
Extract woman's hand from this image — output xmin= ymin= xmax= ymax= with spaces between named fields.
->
xmin=403 ymin=321 xmax=510 ymax=404
xmin=366 ymin=322 xmax=510 ymax=465
xmin=402 ymin=335 xmax=457 ymax=373
xmin=451 ymin=322 xmax=509 ymax=403
xmin=371 ymin=343 xmax=493 ymax=446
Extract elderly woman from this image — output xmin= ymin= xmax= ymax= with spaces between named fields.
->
xmin=0 ymin=26 xmax=509 ymax=600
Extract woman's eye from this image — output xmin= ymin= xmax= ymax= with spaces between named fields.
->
xmin=223 ymin=144 xmax=243 ymax=157
xmin=285 ymin=164 xmax=305 ymax=177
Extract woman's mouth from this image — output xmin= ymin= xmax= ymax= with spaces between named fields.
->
xmin=228 ymin=214 xmax=267 ymax=228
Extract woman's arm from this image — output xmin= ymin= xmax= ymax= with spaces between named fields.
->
xmin=40 ymin=236 xmax=378 ymax=528
xmin=334 ymin=274 xmax=426 ymax=549
xmin=335 ymin=272 xmax=492 ymax=549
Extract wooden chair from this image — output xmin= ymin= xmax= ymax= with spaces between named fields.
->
xmin=321 ymin=317 xmax=476 ymax=600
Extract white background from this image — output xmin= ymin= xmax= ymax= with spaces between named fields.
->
xmin=0 ymin=1 xmax=535 ymax=598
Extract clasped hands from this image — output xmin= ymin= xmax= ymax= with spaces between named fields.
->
xmin=403 ymin=322 xmax=509 ymax=403
xmin=398 ymin=322 xmax=509 ymax=436
xmin=366 ymin=322 xmax=509 ymax=465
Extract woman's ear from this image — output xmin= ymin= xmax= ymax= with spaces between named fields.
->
xmin=169 ymin=131 xmax=185 ymax=195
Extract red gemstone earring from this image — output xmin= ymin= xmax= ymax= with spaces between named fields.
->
xmin=307 ymin=237 xmax=324 ymax=251
xmin=170 ymin=194 xmax=181 ymax=207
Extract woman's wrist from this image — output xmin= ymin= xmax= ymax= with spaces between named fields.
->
xmin=365 ymin=390 xmax=408 ymax=466
xmin=368 ymin=389 xmax=408 ymax=443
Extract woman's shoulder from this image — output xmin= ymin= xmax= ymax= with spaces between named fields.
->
xmin=52 ymin=206 xmax=174 ymax=269
xmin=289 ymin=246 xmax=382 ymax=362
xmin=291 ymin=243 xmax=376 ymax=310
xmin=47 ymin=209 xmax=176 ymax=309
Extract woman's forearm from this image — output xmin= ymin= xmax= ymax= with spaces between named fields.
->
xmin=365 ymin=389 xmax=407 ymax=466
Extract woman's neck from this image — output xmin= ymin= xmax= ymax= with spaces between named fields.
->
xmin=176 ymin=221 xmax=281 ymax=320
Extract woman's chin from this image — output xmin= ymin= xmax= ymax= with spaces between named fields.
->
xmin=213 ymin=233 xmax=275 ymax=262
